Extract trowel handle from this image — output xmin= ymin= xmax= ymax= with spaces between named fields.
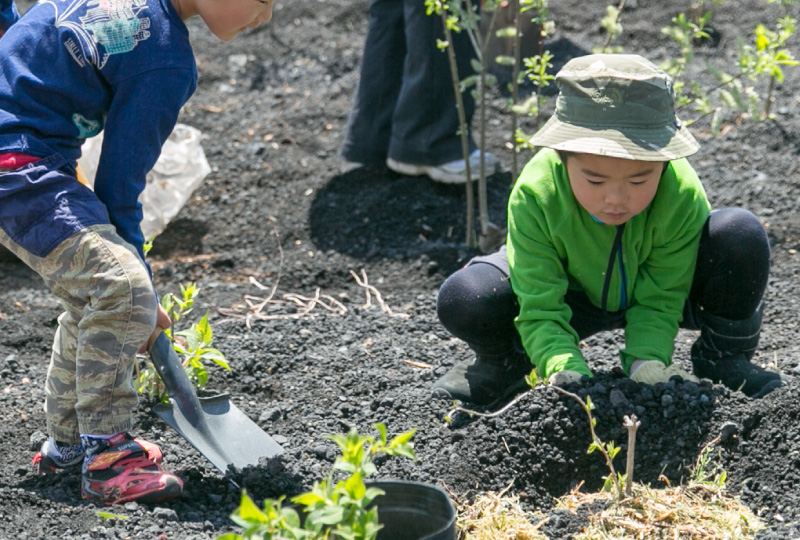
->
xmin=149 ymin=333 xmax=204 ymax=423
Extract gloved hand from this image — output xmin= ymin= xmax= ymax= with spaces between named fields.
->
xmin=629 ymin=360 xmax=699 ymax=384
xmin=549 ymin=370 xmax=584 ymax=387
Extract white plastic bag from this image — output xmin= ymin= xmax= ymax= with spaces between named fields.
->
xmin=77 ymin=123 xmax=211 ymax=239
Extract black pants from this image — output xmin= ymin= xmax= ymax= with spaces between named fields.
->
xmin=437 ymin=208 xmax=771 ymax=357
xmin=340 ymin=0 xmax=477 ymax=167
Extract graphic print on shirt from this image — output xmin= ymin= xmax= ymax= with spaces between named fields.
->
xmin=44 ymin=0 xmax=151 ymax=70
xmin=72 ymin=113 xmax=101 ymax=138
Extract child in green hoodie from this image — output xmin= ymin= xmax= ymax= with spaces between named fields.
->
xmin=432 ymin=53 xmax=784 ymax=406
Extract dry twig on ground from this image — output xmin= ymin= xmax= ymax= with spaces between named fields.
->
xmin=217 ymin=224 xmax=347 ymax=326
xmin=218 ymin=277 xmax=348 ymax=328
xmin=349 ymin=268 xmax=408 ymax=318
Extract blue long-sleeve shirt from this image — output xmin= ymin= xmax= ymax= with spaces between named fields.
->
xmin=0 ymin=0 xmax=197 ymax=260
xmin=0 ymin=0 xmax=18 ymax=33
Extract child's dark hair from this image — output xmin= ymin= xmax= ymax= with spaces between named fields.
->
xmin=557 ymin=150 xmax=574 ymax=164
xmin=557 ymin=150 xmax=669 ymax=174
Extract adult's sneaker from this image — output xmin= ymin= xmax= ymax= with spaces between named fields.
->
xmin=33 ymin=436 xmax=163 ymax=475
xmin=387 ymin=150 xmax=500 ymax=184
xmin=81 ymin=433 xmax=182 ymax=505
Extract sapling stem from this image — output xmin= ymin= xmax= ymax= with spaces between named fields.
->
xmin=549 ymin=385 xmax=623 ymax=500
xmin=599 ymin=0 xmax=626 ymax=53
xmin=764 ymin=75 xmax=776 ymax=118
xmin=623 ymin=414 xmax=640 ymax=497
xmin=437 ymin=8 xmax=476 ymax=246
xmin=510 ymin=0 xmax=521 ymax=182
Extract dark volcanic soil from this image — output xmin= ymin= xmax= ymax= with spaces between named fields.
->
xmin=1 ymin=0 xmax=800 ymax=538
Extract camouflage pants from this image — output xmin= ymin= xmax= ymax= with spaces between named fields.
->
xmin=0 ymin=224 xmax=156 ymax=442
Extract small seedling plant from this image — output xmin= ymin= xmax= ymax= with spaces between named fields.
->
xmin=424 ymin=0 xmax=556 ymax=249
xmin=136 ymin=281 xmax=230 ymax=402
xmin=218 ymin=423 xmax=417 ymax=540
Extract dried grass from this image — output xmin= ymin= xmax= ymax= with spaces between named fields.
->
xmin=456 ymin=491 xmax=549 ymax=540
xmin=556 ymin=479 xmax=765 ymax=540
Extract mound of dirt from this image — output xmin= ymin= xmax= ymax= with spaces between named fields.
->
xmin=1 ymin=0 xmax=799 ymax=538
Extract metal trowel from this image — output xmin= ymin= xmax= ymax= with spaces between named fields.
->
xmin=149 ymin=333 xmax=283 ymax=473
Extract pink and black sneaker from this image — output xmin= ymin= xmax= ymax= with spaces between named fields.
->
xmin=33 ymin=436 xmax=163 ymax=474
xmin=80 ymin=433 xmax=182 ymax=505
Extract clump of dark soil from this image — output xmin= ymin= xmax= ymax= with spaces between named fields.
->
xmin=1 ymin=0 xmax=799 ymax=538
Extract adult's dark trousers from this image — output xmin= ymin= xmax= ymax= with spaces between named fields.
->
xmin=341 ymin=0 xmax=477 ymax=167
xmin=436 ymin=208 xmax=770 ymax=357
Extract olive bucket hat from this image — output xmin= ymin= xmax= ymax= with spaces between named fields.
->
xmin=529 ymin=54 xmax=700 ymax=161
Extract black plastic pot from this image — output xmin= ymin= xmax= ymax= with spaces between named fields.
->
xmin=368 ymin=481 xmax=456 ymax=540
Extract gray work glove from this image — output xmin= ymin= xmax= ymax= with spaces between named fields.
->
xmin=549 ymin=370 xmax=584 ymax=387
xmin=630 ymin=360 xmax=699 ymax=384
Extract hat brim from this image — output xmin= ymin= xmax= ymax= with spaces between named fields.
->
xmin=528 ymin=115 xmax=700 ymax=161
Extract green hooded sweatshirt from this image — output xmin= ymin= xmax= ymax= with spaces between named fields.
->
xmin=507 ymin=149 xmax=711 ymax=378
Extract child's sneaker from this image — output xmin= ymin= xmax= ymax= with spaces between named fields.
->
xmin=33 ymin=436 xmax=163 ymax=474
xmin=32 ymin=438 xmax=85 ymax=474
xmin=81 ymin=433 xmax=182 ymax=505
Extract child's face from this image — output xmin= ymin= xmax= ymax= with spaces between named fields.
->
xmin=564 ymin=153 xmax=663 ymax=226
xmin=186 ymin=0 xmax=275 ymax=42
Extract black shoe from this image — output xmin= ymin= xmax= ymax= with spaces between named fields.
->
xmin=431 ymin=352 xmax=533 ymax=406
xmin=692 ymin=346 xmax=784 ymax=398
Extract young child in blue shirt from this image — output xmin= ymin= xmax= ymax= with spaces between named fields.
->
xmin=0 ymin=0 xmax=274 ymax=505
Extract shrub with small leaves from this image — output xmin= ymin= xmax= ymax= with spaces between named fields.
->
xmin=661 ymin=2 xmax=798 ymax=133
xmin=218 ymin=424 xmax=417 ymax=540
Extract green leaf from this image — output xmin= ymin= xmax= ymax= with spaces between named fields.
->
xmin=495 ymin=27 xmax=516 ymax=38
xmin=710 ymin=109 xmax=723 ymax=136
xmin=361 ymin=462 xmax=377 ymax=477
xmin=363 ymin=518 xmax=384 ymax=540
xmin=495 ymin=55 xmax=516 ymax=66
xmin=373 ymin=423 xmax=388 ymax=445
xmin=728 ymin=81 xmax=746 ymax=109
xmin=459 ymin=75 xmax=479 ymax=91
xmin=306 ymin=504 xmax=346 ymax=526
xmin=389 ymin=428 xmax=416 ymax=446
xmin=362 ymin=487 xmax=386 ymax=506
xmin=196 ymin=312 xmax=214 ymax=344
xmin=232 ymin=491 xmax=270 ymax=526
xmin=602 ymin=475 xmax=615 ymax=492
xmin=177 ymin=327 xmax=203 ymax=351
xmin=292 ymin=492 xmax=327 ymax=507
xmin=389 ymin=445 xmax=417 ymax=461
xmin=345 ymin=471 xmax=366 ymax=499
xmin=95 ymin=511 xmax=129 ymax=520
xmin=280 ymin=507 xmax=303 ymax=529
xmin=720 ymin=89 xmax=736 ymax=109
